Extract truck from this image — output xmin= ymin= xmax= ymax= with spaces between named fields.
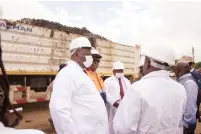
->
xmin=0 ymin=18 xmax=141 ymax=105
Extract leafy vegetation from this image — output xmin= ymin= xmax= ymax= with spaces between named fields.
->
xmin=195 ymin=62 xmax=201 ymax=69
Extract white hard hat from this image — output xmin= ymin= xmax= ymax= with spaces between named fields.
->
xmin=141 ymin=45 xmax=175 ymax=66
xmin=113 ymin=61 xmax=124 ymax=70
xmin=69 ymin=37 xmax=91 ymax=51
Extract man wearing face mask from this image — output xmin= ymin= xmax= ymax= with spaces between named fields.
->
xmin=49 ymin=37 xmax=109 ymax=134
xmin=86 ymin=47 xmax=106 ymax=104
xmin=104 ymin=61 xmax=131 ymax=134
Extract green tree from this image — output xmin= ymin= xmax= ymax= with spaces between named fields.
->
xmin=195 ymin=62 xmax=201 ymax=69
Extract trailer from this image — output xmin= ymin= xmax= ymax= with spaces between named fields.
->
xmin=0 ymin=19 xmax=140 ymax=104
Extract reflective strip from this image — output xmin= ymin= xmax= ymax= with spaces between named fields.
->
xmin=14 ymin=98 xmax=49 ymax=104
xmin=16 ymin=86 xmax=24 ymax=91
xmin=16 ymin=99 xmax=28 ymax=104
xmin=10 ymin=85 xmax=24 ymax=92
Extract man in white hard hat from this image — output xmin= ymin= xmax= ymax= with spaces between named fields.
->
xmin=86 ymin=47 xmax=106 ymax=104
xmin=113 ymin=45 xmax=187 ymax=134
xmin=49 ymin=37 xmax=109 ymax=134
xmin=104 ymin=61 xmax=131 ymax=134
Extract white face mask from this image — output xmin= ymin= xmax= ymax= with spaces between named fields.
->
xmin=115 ymin=73 xmax=124 ymax=78
xmin=83 ymin=55 xmax=93 ymax=68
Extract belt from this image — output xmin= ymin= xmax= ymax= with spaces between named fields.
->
xmin=98 ymin=90 xmax=105 ymax=93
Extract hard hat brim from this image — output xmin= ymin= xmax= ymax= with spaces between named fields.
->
xmin=92 ymin=54 xmax=102 ymax=59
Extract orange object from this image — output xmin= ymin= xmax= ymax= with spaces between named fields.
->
xmin=86 ymin=69 xmax=104 ymax=92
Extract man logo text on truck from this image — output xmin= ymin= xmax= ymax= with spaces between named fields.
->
xmin=0 ymin=22 xmax=32 ymax=33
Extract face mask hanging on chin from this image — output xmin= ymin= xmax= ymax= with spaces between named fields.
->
xmin=83 ymin=55 xmax=93 ymax=68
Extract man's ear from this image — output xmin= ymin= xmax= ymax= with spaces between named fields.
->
xmin=144 ymin=57 xmax=151 ymax=69
xmin=177 ymin=68 xmax=180 ymax=75
xmin=113 ymin=70 xmax=116 ymax=75
xmin=147 ymin=58 xmax=151 ymax=68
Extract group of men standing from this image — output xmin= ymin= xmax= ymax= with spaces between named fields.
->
xmin=49 ymin=37 xmax=200 ymax=134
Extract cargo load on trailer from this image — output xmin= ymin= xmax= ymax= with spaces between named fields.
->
xmin=0 ymin=18 xmax=140 ymax=104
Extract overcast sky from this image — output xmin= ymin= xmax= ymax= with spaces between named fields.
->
xmin=1 ymin=0 xmax=201 ymax=62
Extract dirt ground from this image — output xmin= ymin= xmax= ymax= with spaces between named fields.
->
xmin=15 ymin=102 xmax=56 ymax=134
xmin=15 ymin=102 xmax=201 ymax=134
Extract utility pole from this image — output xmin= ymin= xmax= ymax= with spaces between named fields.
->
xmin=0 ymin=33 xmax=1 ymax=51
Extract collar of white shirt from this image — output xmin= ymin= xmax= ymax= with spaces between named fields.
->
xmin=0 ymin=122 xmax=5 ymax=128
xmin=68 ymin=60 xmax=84 ymax=71
xmin=141 ymin=70 xmax=169 ymax=80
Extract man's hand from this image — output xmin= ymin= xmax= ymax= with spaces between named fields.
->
xmin=113 ymin=100 xmax=120 ymax=108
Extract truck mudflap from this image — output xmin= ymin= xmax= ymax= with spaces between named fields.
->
xmin=9 ymin=85 xmax=50 ymax=104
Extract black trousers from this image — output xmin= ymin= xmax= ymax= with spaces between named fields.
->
xmin=183 ymin=123 xmax=196 ymax=134
xmin=100 ymin=92 xmax=107 ymax=105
